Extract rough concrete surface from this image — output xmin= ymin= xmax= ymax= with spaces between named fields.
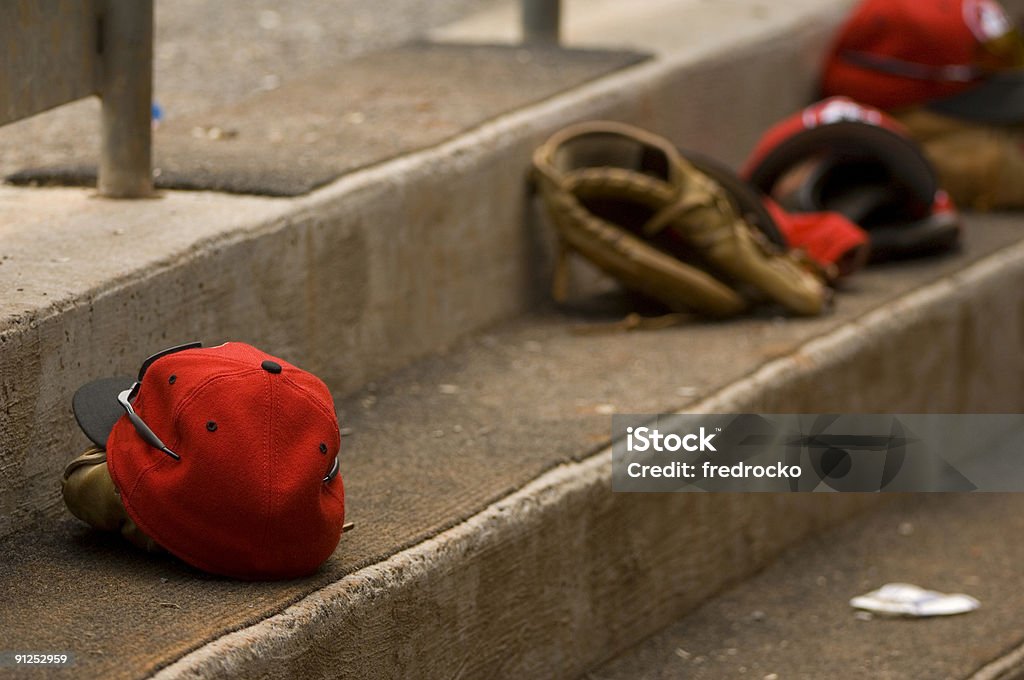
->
xmin=0 ymin=0 xmax=502 ymax=176
xmin=591 ymin=494 xmax=1024 ymax=680
xmin=153 ymin=459 xmax=877 ymax=680
xmin=6 ymin=44 xmax=648 ymax=196
xmin=1 ymin=217 xmax=1023 ymax=679
xmin=155 ymin=224 xmax=1024 ymax=680
xmin=2 ymin=0 xmax=1024 ymax=678
xmin=0 ymin=0 xmax=860 ymax=539
xmin=434 ymin=0 xmax=852 ymax=56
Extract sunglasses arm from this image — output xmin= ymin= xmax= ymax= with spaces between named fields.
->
xmin=117 ymin=385 xmax=181 ymax=461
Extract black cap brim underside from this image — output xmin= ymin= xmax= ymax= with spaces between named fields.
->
xmin=72 ymin=377 xmax=134 ymax=448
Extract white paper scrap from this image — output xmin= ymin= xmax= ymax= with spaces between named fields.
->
xmin=849 ymin=583 xmax=980 ymax=617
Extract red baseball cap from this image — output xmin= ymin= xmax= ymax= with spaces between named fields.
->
xmin=72 ymin=342 xmax=345 ymax=580
xmin=744 ymin=97 xmax=961 ymax=262
xmin=822 ymin=0 xmax=1024 ymax=123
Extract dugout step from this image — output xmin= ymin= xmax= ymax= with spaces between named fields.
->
xmin=0 ymin=216 xmax=1023 ymax=678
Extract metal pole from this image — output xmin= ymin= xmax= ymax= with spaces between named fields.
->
xmin=521 ymin=0 xmax=561 ymax=45
xmin=98 ymin=0 xmax=153 ymax=198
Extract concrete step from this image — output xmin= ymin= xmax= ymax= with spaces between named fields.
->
xmin=433 ymin=0 xmax=841 ymax=56
xmin=590 ymin=493 xmax=1024 ymax=680
xmin=2 ymin=0 xmax=1024 ymax=678
xmin=0 ymin=0 xmax=507 ymax=178
xmin=2 ymin=218 xmax=1024 ymax=679
xmin=5 ymin=43 xmax=648 ymax=196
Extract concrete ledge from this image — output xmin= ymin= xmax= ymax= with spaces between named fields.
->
xmin=0 ymin=0 xmax=856 ymax=538
xmin=153 ymin=239 xmax=1024 ymax=679
xmin=5 ymin=44 xmax=649 ymax=196
xmin=155 ymin=455 xmax=874 ymax=680
xmin=705 ymin=240 xmax=1024 ymax=414
xmin=594 ymin=493 xmax=1024 ymax=679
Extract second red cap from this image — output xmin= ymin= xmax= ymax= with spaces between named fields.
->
xmin=821 ymin=0 xmax=1024 ymax=122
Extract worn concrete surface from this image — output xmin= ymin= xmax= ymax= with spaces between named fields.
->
xmin=0 ymin=0 xmax=859 ymax=539
xmin=0 ymin=0 xmax=501 ymax=176
xmin=150 ymin=0 xmax=502 ymax=118
xmin=3 ymin=1 xmax=1024 ymax=678
xmin=153 ymin=466 xmax=877 ymax=680
xmin=435 ymin=0 xmax=1024 ymax=55
xmin=0 ymin=0 xmax=846 ymax=183
xmin=434 ymin=0 xmax=851 ymax=56
xmin=2 ymin=217 xmax=1023 ymax=679
xmin=155 ymin=224 xmax=1024 ymax=680
xmin=6 ymin=44 xmax=648 ymax=196
xmin=590 ymin=494 xmax=1024 ymax=680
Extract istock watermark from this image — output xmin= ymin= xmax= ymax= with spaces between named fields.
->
xmin=626 ymin=425 xmax=718 ymax=452
xmin=612 ymin=414 xmax=1024 ymax=492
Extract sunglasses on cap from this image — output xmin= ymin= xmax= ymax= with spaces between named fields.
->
xmin=116 ymin=341 xmax=201 ymax=461
xmin=115 ymin=341 xmax=341 ymax=483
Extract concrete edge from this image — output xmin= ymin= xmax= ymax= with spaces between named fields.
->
xmin=151 ymin=239 xmax=1024 ymax=679
xmin=970 ymin=639 xmax=1024 ymax=680
xmin=707 ymin=239 xmax=1024 ymax=413
xmin=151 ymin=443 xmax=618 ymax=680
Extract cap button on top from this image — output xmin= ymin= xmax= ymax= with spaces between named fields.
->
xmin=261 ymin=360 xmax=282 ymax=374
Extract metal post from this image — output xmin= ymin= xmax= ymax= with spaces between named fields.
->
xmin=98 ymin=0 xmax=153 ymax=198
xmin=521 ymin=0 xmax=561 ymax=46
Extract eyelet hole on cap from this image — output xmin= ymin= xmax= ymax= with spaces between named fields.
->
xmin=206 ymin=421 xmax=218 ymax=432
xmin=168 ymin=375 xmax=177 ymax=384
xmin=319 ymin=442 xmax=328 ymax=454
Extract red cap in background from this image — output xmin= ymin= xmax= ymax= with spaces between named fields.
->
xmin=822 ymin=0 xmax=1024 ymax=123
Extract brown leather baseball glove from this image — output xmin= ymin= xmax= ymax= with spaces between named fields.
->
xmin=532 ymin=121 xmax=830 ymax=318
